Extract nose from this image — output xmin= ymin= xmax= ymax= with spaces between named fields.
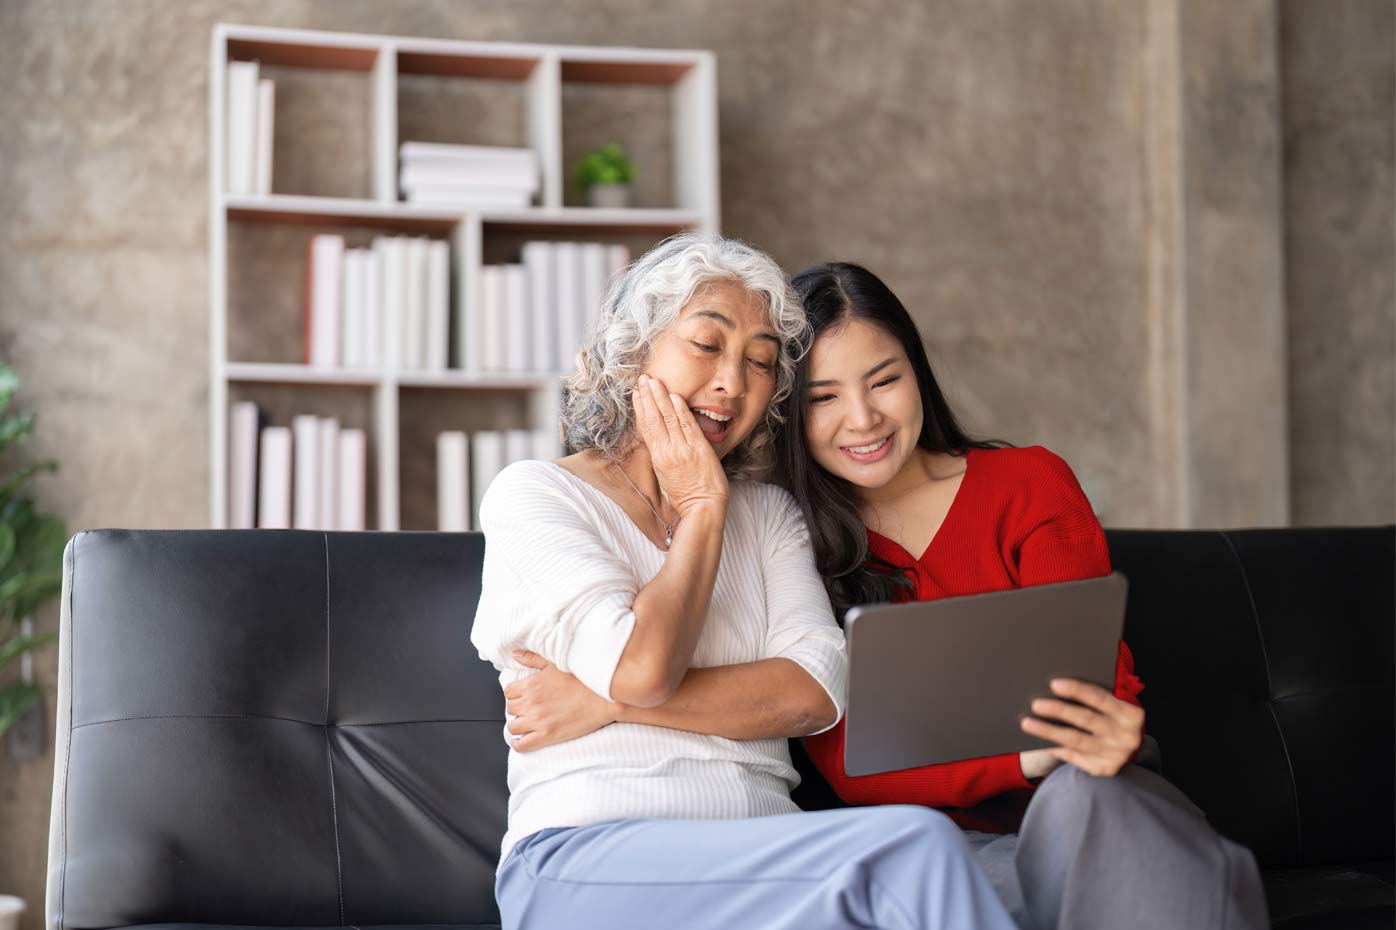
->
xmin=845 ymin=390 xmax=881 ymax=433
xmin=709 ymin=350 xmax=747 ymax=400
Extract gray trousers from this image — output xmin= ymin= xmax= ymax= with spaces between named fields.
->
xmin=963 ymin=764 xmax=1269 ymax=930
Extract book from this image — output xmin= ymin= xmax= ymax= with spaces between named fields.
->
xmin=553 ymin=242 xmax=583 ymax=374
xmin=425 ymin=239 xmax=450 ymax=372
xmin=377 ymin=236 xmax=404 ymax=371
xmin=254 ymin=78 xmax=275 ymax=196
xmin=225 ymin=61 xmax=258 ymax=195
xmin=580 ymin=243 xmax=609 ymax=345
xmin=470 ymin=431 xmax=505 ymax=530
xmin=292 ymin=414 xmax=320 ymax=529
xmin=607 ymin=244 xmax=631 ymax=282
xmin=362 ymin=245 xmax=381 ymax=369
xmin=305 ymin=234 xmax=344 ymax=367
xmin=479 ymin=266 xmax=506 ymax=372
xmin=457 ymin=250 xmax=479 ymax=373
xmin=532 ymin=427 xmax=560 ymax=462
xmin=522 ymin=242 xmax=555 ymax=373
xmin=502 ymin=264 xmax=529 ymax=373
xmin=317 ymin=418 xmax=339 ymax=530
xmin=400 ymin=161 xmax=539 ymax=192
xmin=229 ymin=401 xmax=261 ymax=529
xmin=436 ymin=431 xmax=469 ymax=531
xmin=404 ymin=236 xmax=429 ymax=371
xmin=256 ymin=426 xmax=292 ymax=529
xmin=504 ymin=428 xmax=534 ymax=466
xmin=337 ymin=429 xmax=366 ymax=531
xmin=341 ymin=250 xmax=365 ymax=368
xmin=403 ymin=188 xmax=532 ymax=210
xmin=399 ymin=141 xmax=539 ymax=166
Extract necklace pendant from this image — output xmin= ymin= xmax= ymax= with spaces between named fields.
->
xmin=664 ymin=527 xmax=673 ymax=548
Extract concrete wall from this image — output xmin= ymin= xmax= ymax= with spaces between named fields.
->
xmin=1281 ymin=0 xmax=1396 ymax=524
xmin=0 ymin=0 xmax=1391 ymax=923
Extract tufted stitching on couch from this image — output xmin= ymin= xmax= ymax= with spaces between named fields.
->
xmin=324 ymin=533 xmax=345 ymax=924
xmin=1221 ymin=529 xmax=1304 ymax=861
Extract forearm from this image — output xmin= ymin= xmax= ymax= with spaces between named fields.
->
xmin=616 ymin=658 xmax=837 ymax=739
xmin=611 ymin=501 xmax=726 ymax=704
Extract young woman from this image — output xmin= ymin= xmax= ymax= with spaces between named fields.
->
xmin=776 ymin=261 xmax=1268 ymax=930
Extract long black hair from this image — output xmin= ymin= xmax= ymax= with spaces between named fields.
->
xmin=776 ymin=262 xmax=1004 ymax=622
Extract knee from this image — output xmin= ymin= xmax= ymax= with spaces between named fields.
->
xmin=1035 ymin=762 xmax=1136 ymax=811
xmin=857 ymin=805 xmax=968 ymax=860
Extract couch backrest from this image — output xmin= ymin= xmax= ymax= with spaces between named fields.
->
xmin=1106 ymin=526 xmax=1394 ymax=869
xmin=48 ymin=530 xmax=508 ymax=930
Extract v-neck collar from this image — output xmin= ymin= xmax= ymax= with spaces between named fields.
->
xmin=866 ymin=448 xmax=976 ymax=565
xmin=542 ymin=460 xmax=675 ymax=557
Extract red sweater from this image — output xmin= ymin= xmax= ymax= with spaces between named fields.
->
xmin=805 ymin=445 xmax=1144 ymax=831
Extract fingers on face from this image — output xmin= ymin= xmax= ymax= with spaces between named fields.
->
xmin=648 ymin=378 xmax=681 ymax=435
xmin=632 ymin=376 xmax=659 ymax=436
xmin=670 ymin=393 xmax=699 ymax=437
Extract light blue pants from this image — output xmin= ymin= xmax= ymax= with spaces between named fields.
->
xmin=495 ymin=805 xmax=1018 ymax=930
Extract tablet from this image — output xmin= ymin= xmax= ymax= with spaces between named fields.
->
xmin=842 ymin=572 xmax=1128 ymax=777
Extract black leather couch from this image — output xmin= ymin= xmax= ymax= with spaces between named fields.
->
xmin=47 ymin=526 xmax=1393 ymax=930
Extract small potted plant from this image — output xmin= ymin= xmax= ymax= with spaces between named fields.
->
xmin=574 ymin=143 xmax=636 ymax=209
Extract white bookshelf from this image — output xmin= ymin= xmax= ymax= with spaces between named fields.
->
xmin=209 ymin=23 xmax=720 ymax=530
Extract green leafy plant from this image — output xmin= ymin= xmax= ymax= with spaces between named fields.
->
xmin=0 ymin=364 xmax=64 ymax=737
xmin=574 ymin=143 xmax=636 ymax=189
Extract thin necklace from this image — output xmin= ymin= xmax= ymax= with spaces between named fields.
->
xmin=609 ymin=461 xmax=676 ymax=548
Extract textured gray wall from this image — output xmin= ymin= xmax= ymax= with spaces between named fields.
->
xmin=1281 ymin=0 xmax=1396 ymax=524
xmin=0 ymin=0 xmax=1391 ymax=923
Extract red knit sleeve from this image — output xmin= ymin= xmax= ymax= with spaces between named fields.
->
xmin=1014 ymin=447 xmax=1143 ymax=706
xmin=805 ymin=717 xmax=1032 ymax=809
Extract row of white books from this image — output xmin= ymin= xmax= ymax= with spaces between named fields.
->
xmin=470 ymin=242 xmax=631 ymax=375
xmin=437 ymin=429 xmax=556 ymax=531
xmin=225 ymin=61 xmax=274 ymax=196
xmin=229 ymin=403 xmax=367 ymax=530
xmin=306 ymin=234 xmax=451 ymax=371
xmin=304 ymin=235 xmax=631 ymax=375
xmin=400 ymin=142 xmax=539 ymax=209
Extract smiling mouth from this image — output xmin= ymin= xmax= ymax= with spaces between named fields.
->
xmin=840 ymin=433 xmax=894 ymax=462
xmin=691 ymin=407 xmax=734 ymax=443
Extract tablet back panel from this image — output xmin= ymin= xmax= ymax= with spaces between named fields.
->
xmin=843 ymin=572 xmax=1127 ymax=776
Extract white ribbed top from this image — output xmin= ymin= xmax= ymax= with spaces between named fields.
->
xmin=470 ymin=459 xmax=848 ymax=864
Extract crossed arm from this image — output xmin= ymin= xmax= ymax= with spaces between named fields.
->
xmin=506 ymin=651 xmax=838 ymax=752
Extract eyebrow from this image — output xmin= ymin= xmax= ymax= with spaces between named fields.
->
xmin=689 ymin=309 xmax=780 ymax=344
xmin=807 ymin=356 xmax=897 ymax=389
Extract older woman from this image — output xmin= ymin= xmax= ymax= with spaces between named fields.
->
xmin=470 ymin=233 xmax=1017 ymax=930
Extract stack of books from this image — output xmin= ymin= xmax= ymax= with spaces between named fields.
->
xmin=228 ymin=403 xmax=367 ymax=531
xmin=399 ymin=142 xmax=539 ymax=209
xmin=465 ymin=241 xmax=631 ymax=374
xmin=304 ymin=233 xmax=451 ymax=371
xmin=224 ymin=60 xmax=274 ymax=195
xmin=437 ymin=429 xmax=558 ymax=531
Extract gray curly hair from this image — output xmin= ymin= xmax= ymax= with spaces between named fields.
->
xmin=561 ymin=232 xmax=807 ymax=480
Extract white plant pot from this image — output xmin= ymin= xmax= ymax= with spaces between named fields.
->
xmin=0 ymin=896 xmax=25 ymax=930
xmin=587 ymin=183 xmax=631 ymax=209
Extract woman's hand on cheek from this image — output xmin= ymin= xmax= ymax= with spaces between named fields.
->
xmin=631 ymin=374 xmax=728 ymax=515
xmin=504 ymin=650 xmax=621 ymax=752
xmin=1019 ymin=678 xmax=1145 ymax=777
